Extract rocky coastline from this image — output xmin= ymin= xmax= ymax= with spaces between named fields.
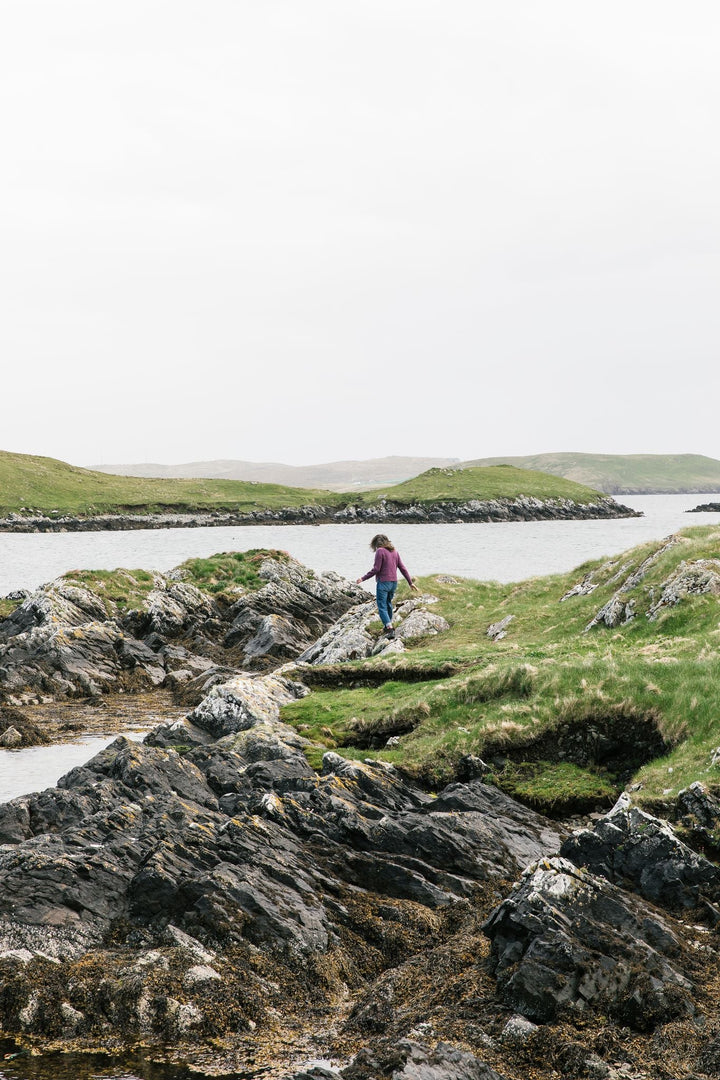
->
xmin=688 ymin=502 xmax=720 ymax=513
xmin=0 ymin=494 xmax=639 ymax=533
xmin=1 ymin=557 xmax=719 ymax=1079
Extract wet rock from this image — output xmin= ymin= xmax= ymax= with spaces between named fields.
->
xmin=341 ymin=1040 xmax=508 ymax=1080
xmin=0 ymin=495 xmax=638 ymax=534
xmin=0 ymin=686 xmax=565 ymax=1043
xmin=483 ymin=856 xmax=695 ymax=1028
xmin=0 ymin=726 xmax=23 ymax=748
xmin=560 ymin=793 xmax=720 ymax=910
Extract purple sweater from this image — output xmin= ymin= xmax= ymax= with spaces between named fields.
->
xmin=361 ymin=547 xmax=413 ymax=585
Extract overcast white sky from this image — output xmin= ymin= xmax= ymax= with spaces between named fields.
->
xmin=2 ymin=1 xmax=719 ymax=467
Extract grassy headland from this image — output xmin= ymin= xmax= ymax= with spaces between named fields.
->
xmin=0 ymin=450 xmax=343 ymax=517
xmin=462 ymin=452 xmax=720 ymax=494
xmin=354 ymin=464 xmax=604 ymax=505
xmin=282 ymin=525 xmax=720 ymax=814
xmin=0 ymin=451 xmax=611 ymax=518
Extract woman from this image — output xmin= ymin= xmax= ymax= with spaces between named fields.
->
xmin=357 ymin=534 xmax=418 ymax=639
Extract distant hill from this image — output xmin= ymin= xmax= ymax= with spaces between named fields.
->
xmin=91 ymin=456 xmax=461 ymax=492
xmin=460 ymin=453 xmax=720 ymax=494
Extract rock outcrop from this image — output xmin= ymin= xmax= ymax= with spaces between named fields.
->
xmin=0 ymin=557 xmax=365 ymax=708
xmin=298 ymin=595 xmax=448 ymax=665
xmin=560 ymin=793 xmax=720 ymax=910
xmin=0 ymin=671 xmax=566 ymax=1053
xmin=0 ymin=493 xmax=639 ymax=534
xmin=483 ymin=856 xmax=696 ymax=1028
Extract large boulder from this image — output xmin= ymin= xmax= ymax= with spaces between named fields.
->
xmin=224 ymin=558 xmax=366 ymax=662
xmin=560 ymin=793 xmax=720 ymax=910
xmin=483 ymin=856 xmax=695 ymax=1029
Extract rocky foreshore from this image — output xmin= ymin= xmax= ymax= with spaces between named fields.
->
xmin=688 ymin=501 xmax=720 ymax=513
xmin=2 ymin=557 xmax=719 ymax=1079
xmin=0 ymin=494 xmax=639 ymax=533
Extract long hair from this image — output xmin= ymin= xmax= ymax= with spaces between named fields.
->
xmin=370 ymin=533 xmax=395 ymax=551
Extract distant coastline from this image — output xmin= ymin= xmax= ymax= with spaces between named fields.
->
xmin=0 ymin=495 xmax=639 ymax=532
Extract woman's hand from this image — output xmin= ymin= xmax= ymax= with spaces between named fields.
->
xmin=410 ymin=581 xmax=419 ymax=592
xmin=356 ymin=578 xmax=363 ymax=584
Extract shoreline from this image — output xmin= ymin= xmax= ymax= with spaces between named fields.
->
xmin=0 ymin=495 xmax=640 ymax=533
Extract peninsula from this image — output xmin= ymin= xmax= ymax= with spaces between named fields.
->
xmin=0 ymin=529 xmax=719 ymax=1077
xmin=0 ymin=451 xmax=637 ymax=531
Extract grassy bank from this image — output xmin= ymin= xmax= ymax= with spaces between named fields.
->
xmin=0 ymin=451 xmax=610 ymax=517
xmin=282 ymin=525 xmax=720 ymax=813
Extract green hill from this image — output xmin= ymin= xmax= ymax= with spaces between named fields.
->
xmin=354 ymin=465 xmax=604 ymax=506
xmin=461 ymin=453 xmax=720 ymax=494
xmin=0 ymin=453 xmax=608 ymax=517
xmin=0 ymin=450 xmax=342 ymax=516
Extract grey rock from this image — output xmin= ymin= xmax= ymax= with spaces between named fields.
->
xmin=646 ymin=559 xmax=720 ymax=620
xmin=560 ymin=574 xmax=598 ymax=601
xmin=484 ymin=856 xmax=695 ymax=1028
xmin=395 ymin=609 xmax=449 ymax=641
xmin=343 ymin=1040 xmax=508 ymax=1080
xmin=486 ymin=615 xmax=514 ymax=641
xmin=500 ymin=1014 xmax=538 ymax=1043
xmin=187 ymin=672 xmax=308 ymax=738
xmin=560 ymin=794 xmax=720 ymax=910
xmin=585 ymin=536 xmax=680 ymax=631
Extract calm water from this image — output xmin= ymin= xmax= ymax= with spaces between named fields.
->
xmin=0 ymin=1047 xmax=224 ymax=1080
xmin=1 ymin=495 xmax=719 ymax=596
xmin=0 ymin=731 xmax=149 ymax=805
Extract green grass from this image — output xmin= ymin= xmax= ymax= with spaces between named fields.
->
xmin=177 ymin=550 xmax=290 ymax=594
xmin=462 ymin=452 xmax=720 ymax=495
xmin=0 ymin=450 xmax=344 ymax=517
xmin=60 ymin=568 xmax=157 ymax=613
xmin=0 ymin=451 xmax=609 ymax=517
xmin=282 ymin=525 xmax=720 ymax=808
xmin=352 ymin=465 xmax=604 ymax=506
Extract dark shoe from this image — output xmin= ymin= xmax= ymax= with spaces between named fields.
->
xmin=385 ymin=626 xmax=396 ymax=640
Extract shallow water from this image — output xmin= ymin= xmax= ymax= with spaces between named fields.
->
xmin=0 ymin=730 xmax=145 ymax=805
xmin=0 ymin=1047 xmax=226 ymax=1080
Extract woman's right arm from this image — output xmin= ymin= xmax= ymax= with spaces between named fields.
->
xmin=357 ymin=549 xmax=383 ymax=583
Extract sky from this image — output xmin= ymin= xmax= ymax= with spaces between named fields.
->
xmin=1 ymin=1 xmax=719 ymax=467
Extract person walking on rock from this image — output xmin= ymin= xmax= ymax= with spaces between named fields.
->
xmin=357 ymin=534 xmax=418 ymax=639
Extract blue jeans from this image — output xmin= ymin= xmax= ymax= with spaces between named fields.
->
xmin=376 ymin=580 xmax=397 ymax=627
